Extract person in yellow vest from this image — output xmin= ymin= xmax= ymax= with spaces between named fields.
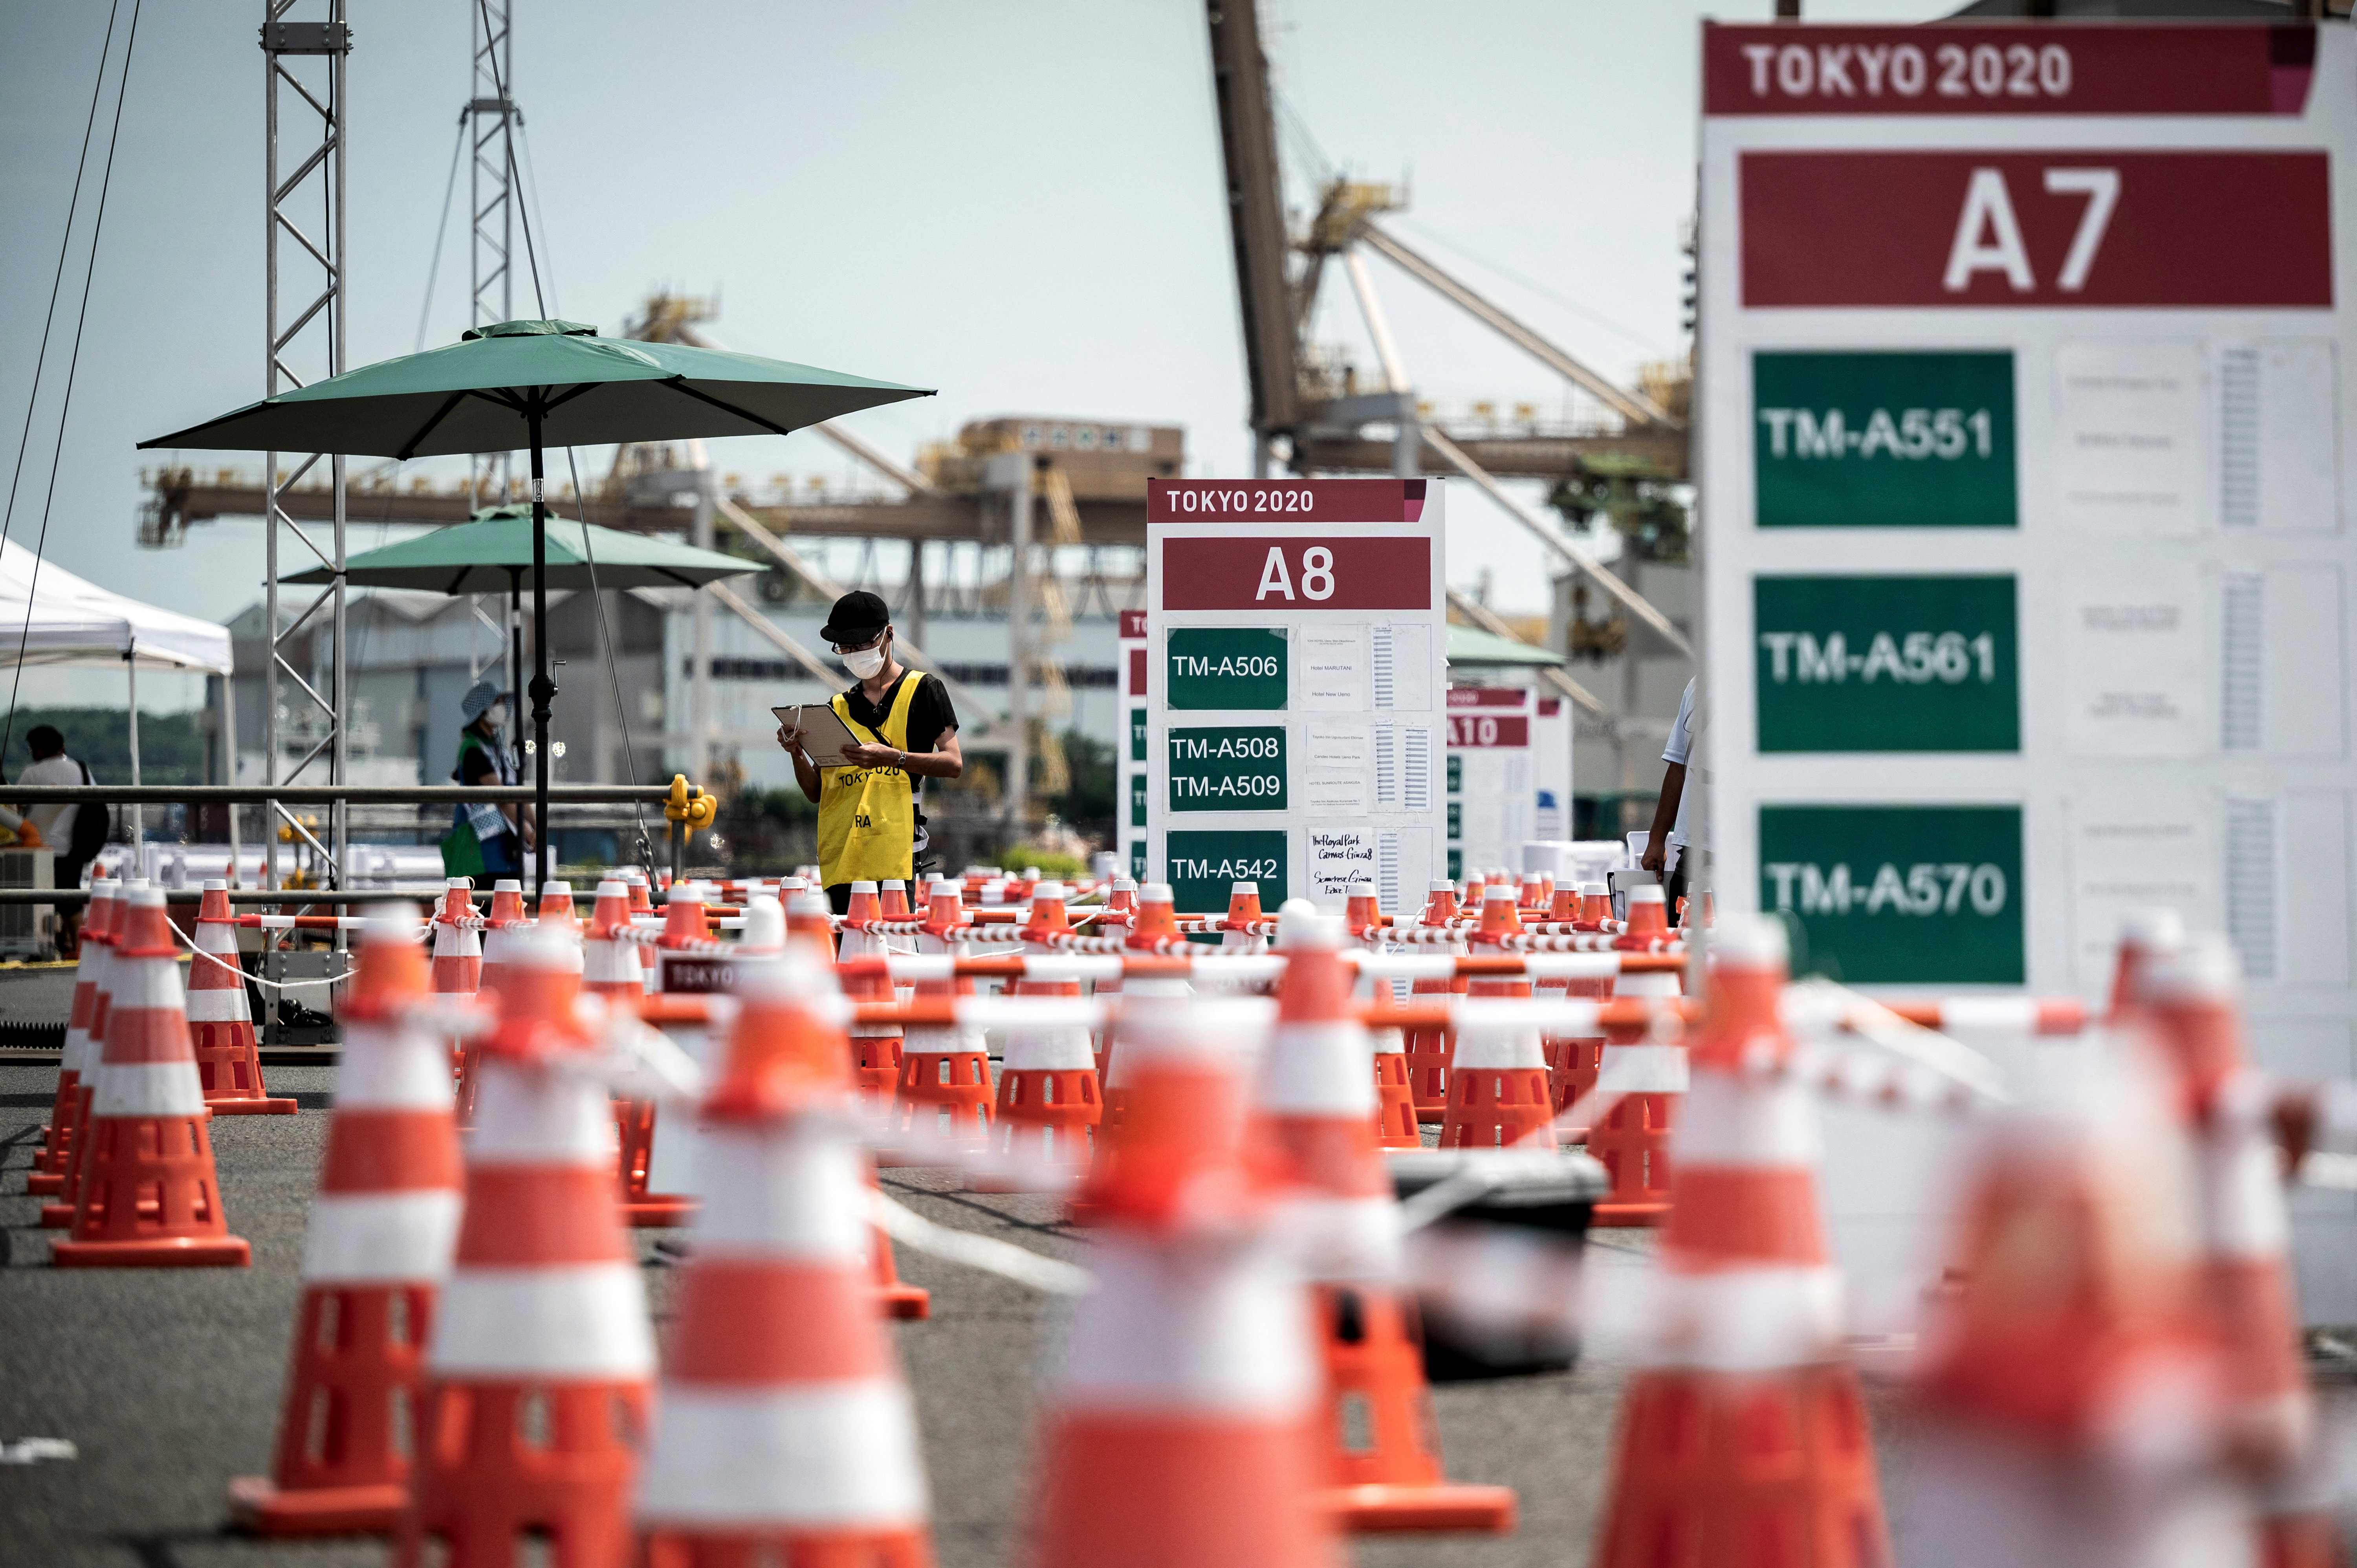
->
xmin=776 ymin=591 xmax=963 ymax=914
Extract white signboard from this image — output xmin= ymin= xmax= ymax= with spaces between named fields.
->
xmin=1701 ymin=20 xmax=2357 ymax=1317
xmin=1144 ymin=479 xmax=1447 ymax=915
xmin=1533 ymin=692 xmax=1574 ymax=841
xmin=1118 ymin=608 xmax=1147 ymax=881
xmin=1446 ymin=685 xmax=1535 ymax=880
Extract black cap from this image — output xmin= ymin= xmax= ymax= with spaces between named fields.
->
xmin=820 ymin=590 xmax=891 ymax=645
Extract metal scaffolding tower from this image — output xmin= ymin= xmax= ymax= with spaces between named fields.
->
xmin=466 ymin=0 xmax=517 ymax=508
xmin=260 ymin=1 xmax=350 ymax=892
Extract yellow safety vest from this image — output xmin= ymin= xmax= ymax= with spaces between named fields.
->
xmin=817 ymin=672 xmax=924 ymax=886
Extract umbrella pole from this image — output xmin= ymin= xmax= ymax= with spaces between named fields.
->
xmin=125 ymin=653 xmax=142 ymax=860
xmin=507 ymin=568 xmax=524 ymax=769
xmin=528 ymin=408 xmax=553 ymax=896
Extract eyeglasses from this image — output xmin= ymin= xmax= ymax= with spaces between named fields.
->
xmin=830 ymin=631 xmax=887 ymax=655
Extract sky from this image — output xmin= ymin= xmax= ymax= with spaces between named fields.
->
xmin=0 ymin=0 xmax=1950 ymax=713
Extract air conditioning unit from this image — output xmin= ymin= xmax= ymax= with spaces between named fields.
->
xmin=0 ymin=847 xmax=56 ymax=960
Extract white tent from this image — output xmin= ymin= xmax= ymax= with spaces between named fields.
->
xmin=0 ymin=538 xmax=235 ymax=854
xmin=0 ymin=538 xmax=232 ymax=673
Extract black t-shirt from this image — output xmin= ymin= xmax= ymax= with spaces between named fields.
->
xmin=838 ymin=670 xmax=957 ymax=854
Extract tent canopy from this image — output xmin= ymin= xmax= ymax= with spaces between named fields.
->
xmin=0 ymin=539 xmax=233 ymax=674
xmin=1446 ymin=623 xmax=1567 ymax=669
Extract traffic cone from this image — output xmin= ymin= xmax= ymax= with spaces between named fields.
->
xmin=1220 ymin=880 xmax=1266 ymax=952
xmin=1906 ymin=1020 xmax=2235 ymax=1568
xmin=231 ymin=908 xmax=462 ymax=1534
xmin=189 ymin=881 xmax=297 ymax=1114
xmin=398 ymin=926 xmax=655 ymax=1568
xmin=1618 ymin=881 xmax=1672 ymax=949
xmin=623 ymin=869 xmax=656 ymax=921
xmin=892 ymin=883 xmax=988 ymax=1150
xmin=2106 ymin=908 xmax=2186 ymax=1022
xmin=880 ymin=877 xmax=911 ymax=920
xmin=1025 ymin=996 xmax=1343 ymax=1568
xmin=1343 ymin=880 xmax=1384 ymax=945
xmin=53 ymin=883 xmax=252 ymax=1267
xmin=1590 ymin=916 xmax=1888 ymax=1568
xmin=1404 ymin=880 xmax=1464 ymax=1125
xmin=1517 ymin=872 xmax=1548 ymax=913
xmin=1440 ymin=887 xmax=1553 ymax=1151
xmin=787 ymin=889 xmax=838 ymax=960
xmin=589 ymin=880 xmax=687 ymax=1230
xmin=431 ymin=878 xmax=483 ymax=998
xmin=29 ymin=878 xmax=116 ymax=1196
xmin=1585 ymin=985 xmax=1686 ymax=1227
xmin=994 ymin=1009 xmax=1102 ymax=1170
xmin=1256 ymin=903 xmax=1516 ymax=1535
xmin=634 ymin=946 xmax=936 ymax=1566
xmin=1580 ymin=883 xmax=1612 ymax=927
xmin=474 ymin=877 xmax=527 ymax=1000
xmin=651 ymin=881 xmax=713 ymax=994
xmin=2144 ymin=938 xmax=2345 ymax=1567
xmin=1544 ymin=956 xmax=1616 ymax=1124
xmin=843 ymin=881 xmax=904 ymax=1099
xmin=38 ymin=881 xmax=122 ymax=1222
xmin=537 ymin=879 xmax=580 ymax=939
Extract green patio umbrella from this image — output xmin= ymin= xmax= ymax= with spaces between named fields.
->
xmin=141 ymin=317 xmax=931 ymax=891
xmin=288 ymin=505 xmax=759 ymax=749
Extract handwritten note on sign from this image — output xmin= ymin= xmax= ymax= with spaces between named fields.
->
xmin=1158 ymin=536 xmax=1431 ymax=612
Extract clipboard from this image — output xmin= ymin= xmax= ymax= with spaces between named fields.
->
xmin=773 ymin=703 xmax=865 ymax=768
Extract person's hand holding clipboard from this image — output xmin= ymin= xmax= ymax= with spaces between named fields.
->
xmin=773 ymin=704 xmax=868 ymax=769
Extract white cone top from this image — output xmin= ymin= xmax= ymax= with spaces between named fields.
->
xmin=448 ymin=876 xmax=473 ymax=890
xmin=930 ymin=877 xmax=958 ymax=898
xmin=1139 ymin=883 xmax=1173 ymax=906
xmin=1627 ymin=884 xmax=1666 ymax=907
xmin=850 ymin=879 xmax=878 ymax=895
xmin=1346 ymin=879 xmax=1375 ymax=898
xmin=1710 ymin=912 xmax=1788 ymax=971
xmin=1483 ymin=883 xmax=1514 ymax=903
xmin=595 ymin=878 xmax=629 ymax=901
xmin=1031 ymin=881 xmax=1068 ymax=904
xmin=788 ymin=890 xmax=831 ymax=919
xmin=1272 ymin=898 xmax=1334 ymax=951
xmin=1229 ymin=881 xmax=1259 ymax=897
xmin=2143 ymin=933 xmax=2240 ymax=1002
xmin=1112 ymin=876 xmax=1137 ymax=893
xmin=1048 ymin=1234 xmax=1316 ymax=1417
xmin=739 ymin=894 xmax=786 ymax=952
xmin=1021 ymin=866 xmax=1042 ymax=880
xmin=1582 ymin=881 xmax=1608 ymax=897
xmin=1427 ymin=879 xmax=1452 ymax=893
xmin=492 ymin=878 xmax=522 ymax=894
xmin=672 ymin=881 xmax=708 ymax=905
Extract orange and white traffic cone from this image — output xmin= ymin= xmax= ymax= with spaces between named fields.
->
xmin=1906 ymin=1000 xmax=2237 ymax=1568
xmin=1579 ymin=882 xmax=1612 ymax=928
xmin=2106 ymin=907 xmax=2184 ymax=1023
xmin=189 ymin=881 xmax=297 ymax=1114
xmin=38 ymin=882 xmax=122 ymax=1223
xmin=1441 ymin=885 xmax=1553 ymax=1151
xmin=843 ymin=881 xmax=904 ymax=1099
xmin=1590 ymin=916 xmax=1888 ymax=1568
xmin=456 ymin=879 xmax=528 ymax=1124
xmin=53 ymin=883 xmax=252 ymax=1267
xmin=2144 ymin=938 xmax=2346 ymax=1568
xmin=880 ymin=877 xmax=912 ymax=921
xmin=894 ymin=880 xmax=992 ymax=1151
xmin=1585 ymin=998 xmax=1685 ymax=1226
xmin=635 ymin=947 xmax=935 ymax=1567
xmin=536 ymin=879 xmax=581 ymax=941
xmin=1540 ymin=954 xmax=1615 ymax=1123
xmin=1403 ymin=880 xmax=1465 ymax=1125
xmin=589 ymin=879 xmax=687 ymax=1231
xmin=1257 ymin=903 xmax=1514 ymax=1535
xmin=1220 ymin=880 xmax=1267 ymax=952
xmin=398 ymin=926 xmax=655 ymax=1568
xmin=29 ymin=877 xmax=116 ymax=1196
xmin=431 ymin=878 xmax=483 ymax=998
xmin=996 ymin=880 xmax=1101 ymax=1167
xmin=1618 ymin=881 xmax=1672 ymax=950
xmin=1026 ymin=995 xmax=1343 ymax=1568
xmin=231 ymin=907 xmax=462 ymax=1534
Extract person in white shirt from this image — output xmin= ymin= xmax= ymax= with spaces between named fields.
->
xmin=1639 ymin=678 xmax=1700 ymax=907
xmin=14 ymin=726 xmax=95 ymax=945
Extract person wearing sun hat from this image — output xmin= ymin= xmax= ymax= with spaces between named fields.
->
xmin=775 ymin=591 xmax=962 ymax=913
xmin=441 ymin=678 xmax=530 ymax=879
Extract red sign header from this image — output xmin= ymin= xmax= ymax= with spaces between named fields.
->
xmin=1446 ymin=714 xmax=1530 ymax=749
xmin=1742 ymin=150 xmax=2332 ymax=308
xmin=1118 ymin=609 xmax=1147 ymax=639
xmin=1159 ymin=536 xmax=1430 ymax=612
xmin=1149 ymin=478 xmax=1428 ymax=524
xmin=1448 ymin=687 xmax=1534 ymax=710
xmin=1704 ymin=24 xmax=2315 ymax=117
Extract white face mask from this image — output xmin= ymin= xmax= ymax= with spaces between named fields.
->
xmin=843 ymin=643 xmax=887 ymax=680
xmin=486 ymin=703 xmax=508 ymax=730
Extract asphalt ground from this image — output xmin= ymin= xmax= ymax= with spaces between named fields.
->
xmin=0 ymin=989 xmax=2348 ymax=1566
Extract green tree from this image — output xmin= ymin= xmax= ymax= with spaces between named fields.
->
xmin=2 ymin=707 xmax=209 ymax=784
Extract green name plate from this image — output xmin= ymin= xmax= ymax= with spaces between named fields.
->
xmin=1754 ymin=351 xmax=2016 ymax=529
xmin=1167 ymin=726 xmax=1287 ymax=813
xmin=1754 ymin=575 xmax=2018 ymax=753
xmin=1759 ymin=804 xmax=2024 ymax=985
xmin=1166 ymin=627 xmax=1287 ymax=711
xmin=1167 ymin=829 xmax=1288 ymax=914
xmin=1129 ymin=771 xmax=1147 ymax=828
xmin=1129 ymin=707 xmax=1148 ymax=762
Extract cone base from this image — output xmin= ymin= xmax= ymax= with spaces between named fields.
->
xmin=24 ymin=1170 xmax=63 ymax=1195
xmin=206 ymin=1096 xmax=299 ymax=1116
xmin=53 ymin=1233 xmax=251 ymax=1268
xmin=1592 ymin=1200 xmax=1671 ymax=1227
xmin=643 ymin=1524 xmax=933 ymax=1568
xmin=1324 ymin=1481 xmax=1518 ymax=1534
xmin=876 ymin=1283 xmax=931 ymax=1320
xmin=38 ymin=1200 xmax=74 ymax=1228
xmin=227 ymin=1473 xmax=406 ymax=1537
xmin=625 ymin=1194 xmax=698 ymax=1228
